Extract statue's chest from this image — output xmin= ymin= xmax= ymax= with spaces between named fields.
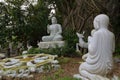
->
xmin=50 ymin=25 xmax=58 ymax=31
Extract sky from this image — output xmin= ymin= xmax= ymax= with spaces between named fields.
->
xmin=0 ymin=0 xmax=5 ymax=2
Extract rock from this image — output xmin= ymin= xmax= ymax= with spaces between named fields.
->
xmin=51 ymin=60 xmax=59 ymax=64
xmin=0 ymin=53 xmax=5 ymax=59
xmin=22 ymin=51 xmax=28 ymax=54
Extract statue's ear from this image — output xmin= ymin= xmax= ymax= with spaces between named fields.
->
xmin=82 ymin=31 xmax=85 ymax=35
xmin=96 ymin=20 xmax=100 ymax=29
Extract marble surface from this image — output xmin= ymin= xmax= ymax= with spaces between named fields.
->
xmin=74 ymin=14 xmax=116 ymax=80
xmin=42 ymin=17 xmax=63 ymax=42
xmin=37 ymin=41 xmax=65 ymax=48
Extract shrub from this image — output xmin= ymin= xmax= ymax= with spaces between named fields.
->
xmin=27 ymin=47 xmax=40 ymax=54
xmin=27 ymin=28 xmax=79 ymax=57
xmin=62 ymin=28 xmax=78 ymax=57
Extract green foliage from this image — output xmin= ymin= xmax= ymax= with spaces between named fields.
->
xmin=42 ymin=68 xmax=80 ymax=80
xmin=0 ymin=3 xmax=10 ymax=47
xmin=58 ymin=57 xmax=70 ymax=64
xmin=58 ymin=77 xmax=80 ymax=80
xmin=115 ymin=47 xmax=120 ymax=54
xmin=114 ymin=47 xmax=120 ymax=57
xmin=43 ymin=76 xmax=79 ymax=80
xmin=62 ymin=28 xmax=78 ymax=56
xmin=27 ymin=47 xmax=40 ymax=54
xmin=27 ymin=47 xmax=63 ymax=56
xmin=27 ymin=28 xmax=79 ymax=57
xmin=0 ymin=0 xmax=50 ymax=47
xmin=112 ymin=15 xmax=120 ymax=48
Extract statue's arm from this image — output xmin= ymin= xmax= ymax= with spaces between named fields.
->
xmin=88 ymin=33 xmax=98 ymax=54
xmin=47 ymin=24 xmax=50 ymax=34
xmin=112 ymin=35 xmax=115 ymax=52
xmin=57 ymin=24 xmax=62 ymax=34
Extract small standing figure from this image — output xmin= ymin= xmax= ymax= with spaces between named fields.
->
xmin=76 ymin=29 xmax=96 ymax=53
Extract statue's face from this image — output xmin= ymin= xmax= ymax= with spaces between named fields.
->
xmin=51 ymin=17 xmax=57 ymax=24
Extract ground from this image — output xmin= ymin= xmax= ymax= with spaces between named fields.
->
xmin=1 ymin=57 xmax=120 ymax=80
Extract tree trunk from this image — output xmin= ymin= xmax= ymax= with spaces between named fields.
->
xmin=55 ymin=0 xmax=120 ymax=46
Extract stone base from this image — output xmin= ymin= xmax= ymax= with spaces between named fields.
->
xmin=37 ymin=41 xmax=65 ymax=49
xmin=73 ymin=74 xmax=119 ymax=80
xmin=73 ymin=74 xmax=89 ymax=80
xmin=0 ymin=53 xmax=5 ymax=59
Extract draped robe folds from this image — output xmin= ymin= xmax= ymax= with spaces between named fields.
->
xmin=42 ymin=24 xmax=63 ymax=42
xmin=79 ymin=28 xmax=115 ymax=78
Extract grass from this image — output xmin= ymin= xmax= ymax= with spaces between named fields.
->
xmin=57 ymin=57 xmax=71 ymax=64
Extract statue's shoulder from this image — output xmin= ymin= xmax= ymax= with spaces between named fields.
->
xmin=92 ymin=30 xmax=101 ymax=37
xmin=56 ymin=24 xmax=61 ymax=26
xmin=109 ymin=30 xmax=114 ymax=35
xmin=48 ymin=24 xmax=54 ymax=28
xmin=109 ymin=31 xmax=115 ymax=38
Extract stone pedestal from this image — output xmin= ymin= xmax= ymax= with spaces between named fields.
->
xmin=37 ymin=41 xmax=65 ymax=48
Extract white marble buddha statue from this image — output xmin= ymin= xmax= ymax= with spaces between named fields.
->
xmin=42 ymin=17 xmax=63 ymax=42
xmin=74 ymin=14 xmax=115 ymax=80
